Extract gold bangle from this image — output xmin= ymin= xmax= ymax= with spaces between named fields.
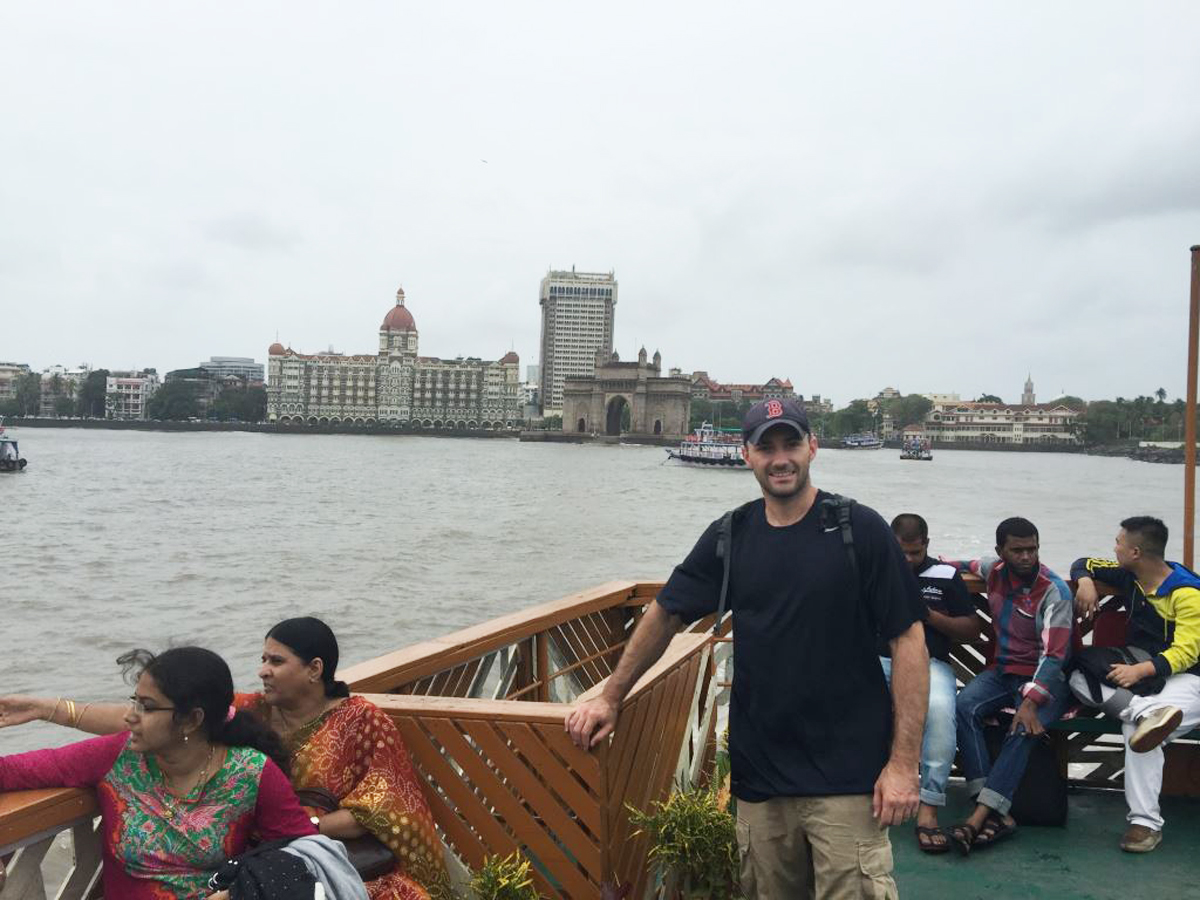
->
xmin=76 ymin=702 xmax=93 ymax=730
xmin=48 ymin=697 xmax=63 ymax=723
xmin=66 ymin=699 xmax=77 ymax=729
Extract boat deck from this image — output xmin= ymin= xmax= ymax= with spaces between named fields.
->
xmin=893 ymin=783 xmax=1197 ymax=899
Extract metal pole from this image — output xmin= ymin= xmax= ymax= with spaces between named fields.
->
xmin=1186 ymin=246 xmax=1200 ymax=568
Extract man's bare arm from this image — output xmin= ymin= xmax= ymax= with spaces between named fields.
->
xmin=565 ymin=601 xmax=682 ymax=748
xmin=873 ymin=621 xmax=927 ymax=825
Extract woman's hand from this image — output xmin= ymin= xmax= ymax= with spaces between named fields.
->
xmin=207 ymin=891 xmax=229 ymax=900
xmin=0 ymin=696 xmax=52 ymax=729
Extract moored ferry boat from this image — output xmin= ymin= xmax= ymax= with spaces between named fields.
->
xmin=842 ymin=432 xmax=884 ymax=449
xmin=664 ymin=421 xmax=746 ymax=467
xmin=900 ymin=437 xmax=933 ymax=460
xmin=0 ymin=420 xmax=27 ymax=473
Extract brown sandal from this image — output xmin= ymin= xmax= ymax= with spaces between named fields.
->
xmin=948 ymin=822 xmax=977 ymax=856
xmin=915 ymin=825 xmax=951 ymax=854
xmin=973 ymin=812 xmax=1017 ymax=848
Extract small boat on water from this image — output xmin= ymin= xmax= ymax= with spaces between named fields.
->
xmin=664 ymin=422 xmax=746 ymax=468
xmin=842 ymin=433 xmax=884 ymax=449
xmin=900 ymin=437 xmax=933 ymax=461
xmin=0 ymin=420 xmax=27 ymax=473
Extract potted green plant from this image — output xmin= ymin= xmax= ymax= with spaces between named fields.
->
xmin=470 ymin=852 xmax=541 ymax=900
xmin=628 ymin=785 xmax=741 ymax=900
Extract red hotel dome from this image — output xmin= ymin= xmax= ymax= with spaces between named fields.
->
xmin=268 ymin=342 xmax=286 ymax=355
xmin=381 ymin=287 xmax=417 ymax=331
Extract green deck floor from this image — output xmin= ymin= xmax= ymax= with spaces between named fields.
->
xmin=891 ymin=783 xmax=1198 ymax=899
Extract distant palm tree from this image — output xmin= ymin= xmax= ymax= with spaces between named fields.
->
xmin=1156 ymin=387 xmax=1168 ymax=403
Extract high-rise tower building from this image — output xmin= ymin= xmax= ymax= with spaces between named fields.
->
xmin=538 ymin=268 xmax=617 ymax=415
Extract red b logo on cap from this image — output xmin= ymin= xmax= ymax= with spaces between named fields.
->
xmin=766 ymin=400 xmax=784 ymax=419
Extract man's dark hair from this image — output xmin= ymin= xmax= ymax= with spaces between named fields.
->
xmin=996 ymin=517 xmax=1038 ymax=549
xmin=1120 ymin=516 xmax=1168 ymax=559
xmin=891 ymin=513 xmax=929 ymax=543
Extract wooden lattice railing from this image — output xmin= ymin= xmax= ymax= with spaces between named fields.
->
xmin=0 ymin=788 xmax=101 ymax=900
xmin=344 ymin=580 xmax=722 ymax=898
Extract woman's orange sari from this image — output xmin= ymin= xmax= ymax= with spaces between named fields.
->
xmin=237 ymin=693 xmax=454 ymax=900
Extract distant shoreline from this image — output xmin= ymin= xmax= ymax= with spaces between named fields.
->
xmin=5 ymin=418 xmax=1183 ymax=462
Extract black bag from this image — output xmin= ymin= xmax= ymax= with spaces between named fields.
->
xmin=209 ymin=840 xmax=317 ymax=900
xmin=1068 ymin=645 xmax=1166 ymax=704
xmin=295 ymin=787 xmax=397 ymax=882
xmin=982 ymin=720 xmax=1067 ymax=827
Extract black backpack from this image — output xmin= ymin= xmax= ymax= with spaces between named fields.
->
xmin=711 ymin=494 xmax=858 ymax=635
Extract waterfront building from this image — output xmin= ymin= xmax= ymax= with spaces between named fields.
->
xmin=38 ymin=364 xmax=91 ymax=417
xmin=562 ymin=347 xmax=691 ymax=436
xmin=105 ymin=370 xmax=160 ymax=420
xmin=0 ymin=362 xmax=30 ymax=404
xmin=690 ymin=371 xmax=795 ymax=403
xmin=923 ymin=400 xmax=1080 ymax=445
xmin=267 ymin=288 xmax=522 ymax=429
xmin=538 ymin=268 xmax=617 ymax=416
xmin=923 ymin=392 xmax=961 ymax=405
xmin=199 ymin=356 xmax=264 ymax=383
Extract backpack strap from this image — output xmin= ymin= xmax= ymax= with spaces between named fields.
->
xmin=819 ymin=494 xmax=860 ymax=594
xmin=712 ymin=508 xmax=736 ymax=636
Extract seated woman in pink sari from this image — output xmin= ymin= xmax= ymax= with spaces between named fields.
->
xmin=239 ymin=617 xmax=454 ymax=900
xmin=0 ymin=647 xmax=315 ymax=899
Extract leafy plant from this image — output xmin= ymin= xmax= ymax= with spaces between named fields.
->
xmin=628 ymin=785 xmax=740 ymax=900
xmin=470 ymin=852 xmax=541 ymax=900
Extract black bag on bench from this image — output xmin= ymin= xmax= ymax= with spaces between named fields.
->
xmin=1068 ymin=645 xmax=1166 ymax=704
xmin=982 ymin=720 xmax=1067 ymax=827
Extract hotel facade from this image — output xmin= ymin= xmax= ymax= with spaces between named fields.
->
xmin=267 ymin=288 xmax=522 ymax=429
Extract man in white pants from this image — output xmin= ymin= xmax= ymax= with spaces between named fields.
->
xmin=1072 ymin=516 xmax=1200 ymax=853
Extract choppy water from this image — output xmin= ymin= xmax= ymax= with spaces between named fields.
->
xmin=2 ymin=428 xmax=1194 ymax=753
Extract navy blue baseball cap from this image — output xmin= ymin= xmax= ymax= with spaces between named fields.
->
xmin=742 ymin=398 xmax=811 ymax=444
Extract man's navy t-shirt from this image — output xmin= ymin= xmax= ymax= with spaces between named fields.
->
xmin=656 ymin=492 xmax=922 ymax=802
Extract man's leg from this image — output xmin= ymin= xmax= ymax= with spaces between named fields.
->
xmin=735 ymin=796 xmax=812 ymax=900
xmin=975 ymin=678 xmax=1071 ymax=818
xmin=954 ymin=668 xmax=1014 ymax=797
xmin=800 ymin=795 xmax=896 ymax=900
xmin=1068 ymin=669 xmax=1136 ymax=719
xmin=921 ymin=659 xmax=958 ymax=808
xmin=1119 ymin=673 xmax=1200 ymax=850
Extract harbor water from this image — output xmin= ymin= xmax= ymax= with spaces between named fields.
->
xmin=1 ymin=428 xmax=1194 ymax=754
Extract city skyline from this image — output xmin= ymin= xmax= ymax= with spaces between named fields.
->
xmin=3 ymin=4 xmax=1199 ymax=401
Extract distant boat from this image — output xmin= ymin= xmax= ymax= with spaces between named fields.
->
xmin=0 ymin=419 xmax=27 ymax=473
xmin=900 ymin=438 xmax=933 ymax=461
xmin=842 ymin=433 xmax=884 ymax=450
xmin=665 ymin=422 xmax=746 ymax=468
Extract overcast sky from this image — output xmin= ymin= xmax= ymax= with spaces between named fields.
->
xmin=3 ymin=2 xmax=1199 ymax=405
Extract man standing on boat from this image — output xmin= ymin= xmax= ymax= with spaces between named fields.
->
xmin=948 ymin=518 xmax=1073 ymax=854
xmin=567 ymin=398 xmax=929 ymax=900
xmin=887 ymin=513 xmax=984 ymax=853
xmin=1070 ymin=516 xmax=1200 ymax=853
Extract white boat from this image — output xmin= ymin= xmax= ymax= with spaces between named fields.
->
xmin=664 ymin=422 xmax=746 ymax=468
xmin=0 ymin=419 xmax=27 ymax=473
xmin=900 ymin=437 xmax=933 ymax=461
xmin=842 ymin=433 xmax=884 ymax=449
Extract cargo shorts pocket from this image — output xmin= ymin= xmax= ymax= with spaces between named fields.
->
xmin=856 ymin=838 xmax=897 ymax=900
xmin=736 ymin=805 xmax=790 ymax=897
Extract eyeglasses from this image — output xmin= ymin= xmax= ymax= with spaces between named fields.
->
xmin=127 ymin=696 xmax=176 ymax=716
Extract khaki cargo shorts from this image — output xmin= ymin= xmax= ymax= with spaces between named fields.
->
xmin=735 ymin=794 xmax=897 ymax=900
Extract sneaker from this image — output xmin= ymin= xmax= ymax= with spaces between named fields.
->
xmin=1130 ymin=706 xmax=1183 ymax=753
xmin=1121 ymin=824 xmax=1162 ymax=853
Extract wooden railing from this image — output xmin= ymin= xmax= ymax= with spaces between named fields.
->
xmin=344 ymin=580 xmax=723 ymax=899
xmin=0 ymin=788 xmax=101 ymax=900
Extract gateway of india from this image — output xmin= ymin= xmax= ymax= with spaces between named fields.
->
xmin=267 ymin=288 xmax=522 ymax=429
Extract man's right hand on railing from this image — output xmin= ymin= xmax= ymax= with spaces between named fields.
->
xmin=1075 ymin=577 xmax=1099 ymax=622
xmin=566 ymin=696 xmax=619 ymax=749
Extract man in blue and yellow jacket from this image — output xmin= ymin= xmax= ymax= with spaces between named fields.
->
xmin=1071 ymin=515 xmax=1200 ymax=853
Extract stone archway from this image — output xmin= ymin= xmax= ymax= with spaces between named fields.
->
xmin=606 ymin=396 xmax=629 ymax=436
xmin=577 ymin=417 xmax=587 ymax=433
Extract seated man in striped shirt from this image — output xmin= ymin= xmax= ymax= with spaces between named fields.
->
xmin=884 ymin=514 xmax=983 ymax=854
xmin=947 ymin=517 xmax=1074 ymax=854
